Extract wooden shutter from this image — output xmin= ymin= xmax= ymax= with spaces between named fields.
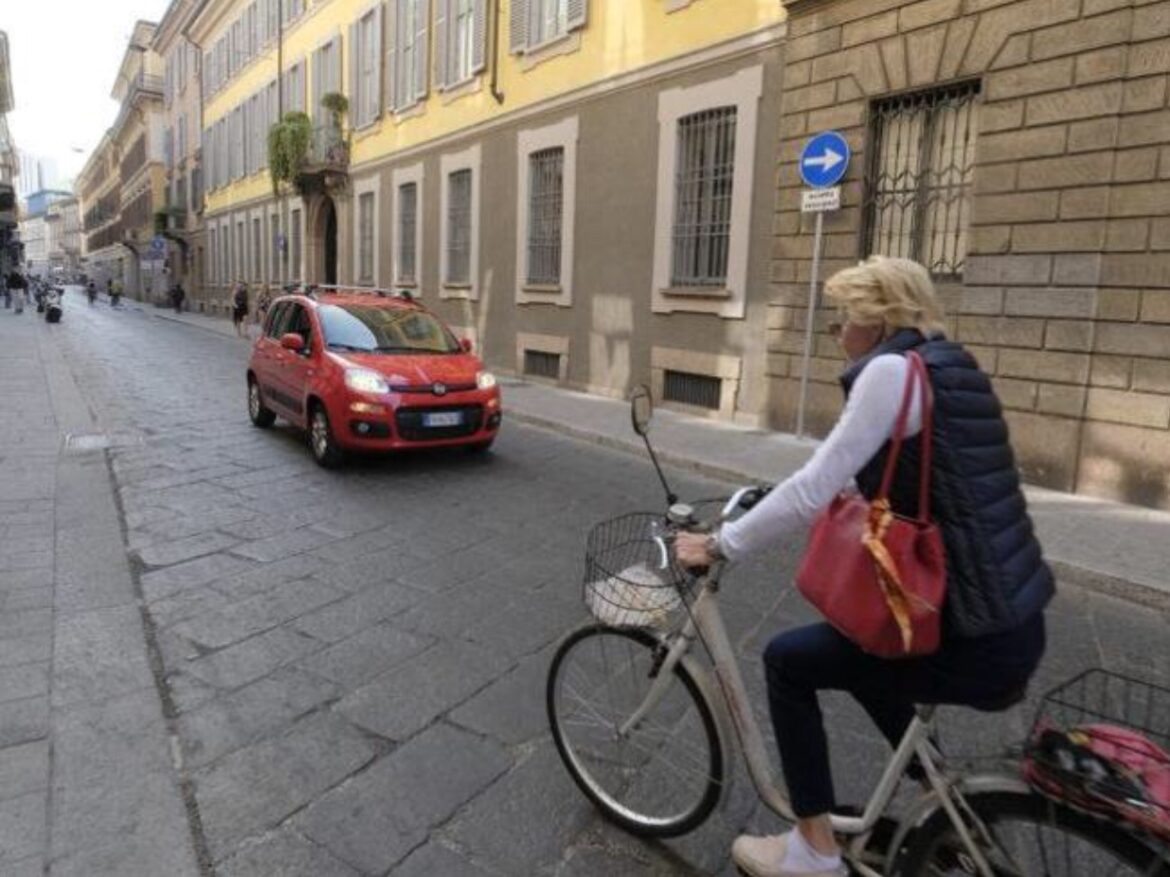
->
xmin=471 ymin=0 xmax=486 ymax=75
xmin=566 ymin=0 xmax=586 ymax=31
xmin=413 ymin=0 xmax=429 ymax=101
xmin=510 ymin=0 xmax=528 ymax=54
xmin=372 ymin=5 xmax=384 ymax=119
xmin=348 ymin=24 xmax=360 ymax=123
xmin=433 ymin=0 xmax=449 ymax=90
xmin=385 ymin=0 xmax=397 ymax=110
xmin=336 ymin=38 xmax=345 ymax=101
xmin=312 ymin=50 xmax=322 ymax=119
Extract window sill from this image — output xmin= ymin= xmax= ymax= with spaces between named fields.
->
xmin=443 ymin=282 xmax=472 ymax=290
xmin=392 ymin=101 xmax=426 ymax=123
xmin=519 ymin=32 xmax=582 ymax=72
xmin=351 ymin=118 xmax=382 ymax=142
xmin=661 ymin=285 xmax=732 ymax=299
xmin=394 ymin=279 xmax=418 ymax=288
xmin=441 ymin=282 xmax=474 ymax=300
xmin=522 ymin=283 xmax=562 ymax=294
xmin=439 ymin=75 xmax=483 ymax=105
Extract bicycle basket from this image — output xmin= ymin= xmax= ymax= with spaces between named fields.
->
xmin=583 ymin=513 xmax=689 ymax=629
xmin=1023 ymin=669 xmax=1170 ymax=841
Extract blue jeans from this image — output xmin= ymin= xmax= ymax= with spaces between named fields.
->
xmin=764 ymin=614 xmax=1045 ymax=817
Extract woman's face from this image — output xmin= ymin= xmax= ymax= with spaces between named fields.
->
xmin=831 ymin=310 xmax=886 ymax=362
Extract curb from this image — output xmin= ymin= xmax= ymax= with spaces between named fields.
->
xmin=507 ymin=411 xmax=1170 ymax=613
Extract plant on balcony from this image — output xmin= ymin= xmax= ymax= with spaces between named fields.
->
xmin=320 ymin=92 xmax=349 ymax=130
xmin=268 ymin=111 xmax=312 ymax=195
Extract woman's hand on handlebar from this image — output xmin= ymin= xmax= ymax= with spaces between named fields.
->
xmin=675 ymin=532 xmax=716 ymax=570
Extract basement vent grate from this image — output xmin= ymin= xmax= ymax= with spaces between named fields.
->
xmin=663 ymin=370 xmax=721 ymax=410
xmin=524 ymin=350 xmax=561 ymax=380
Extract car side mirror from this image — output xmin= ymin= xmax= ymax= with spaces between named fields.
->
xmin=460 ymin=338 xmax=473 ymax=353
xmin=280 ymin=332 xmax=305 ymax=351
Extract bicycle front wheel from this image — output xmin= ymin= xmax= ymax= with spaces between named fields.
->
xmin=547 ymin=624 xmax=724 ymax=838
xmin=896 ymin=789 xmax=1170 ymax=876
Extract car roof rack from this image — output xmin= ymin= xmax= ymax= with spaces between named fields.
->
xmin=280 ymin=283 xmax=417 ymax=303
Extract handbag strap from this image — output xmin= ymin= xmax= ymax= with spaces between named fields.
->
xmin=876 ymin=351 xmax=934 ymax=522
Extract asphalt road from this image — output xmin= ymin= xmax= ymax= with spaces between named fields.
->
xmin=31 ymin=289 xmax=1170 ymax=875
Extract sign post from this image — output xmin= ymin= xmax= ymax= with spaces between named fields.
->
xmin=795 ymin=131 xmax=850 ymax=440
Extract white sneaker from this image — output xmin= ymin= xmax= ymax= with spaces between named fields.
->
xmin=731 ymin=833 xmax=844 ymax=877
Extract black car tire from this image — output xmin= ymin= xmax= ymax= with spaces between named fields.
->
xmin=309 ymin=403 xmax=344 ymax=468
xmin=248 ymin=378 xmax=276 ymax=428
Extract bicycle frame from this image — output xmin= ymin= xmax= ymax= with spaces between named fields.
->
xmin=629 ymin=570 xmax=998 ymax=876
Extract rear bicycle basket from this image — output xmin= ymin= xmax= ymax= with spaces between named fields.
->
xmin=583 ymin=513 xmax=689 ymax=630
xmin=1023 ymin=669 xmax=1170 ymax=841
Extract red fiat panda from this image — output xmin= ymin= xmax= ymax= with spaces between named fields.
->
xmin=246 ymin=288 xmax=501 ymax=467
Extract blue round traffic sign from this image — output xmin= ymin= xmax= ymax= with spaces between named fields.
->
xmin=799 ymin=131 xmax=851 ymax=188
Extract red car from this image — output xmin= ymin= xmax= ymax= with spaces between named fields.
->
xmin=246 ymin=288 xmax=501 ymax=467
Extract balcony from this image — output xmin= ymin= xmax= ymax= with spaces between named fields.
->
xmin=307 ymin=125 xmax=349 ymax=171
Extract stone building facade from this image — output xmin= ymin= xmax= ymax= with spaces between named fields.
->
xmin=769 ymin=0 xmax=1170 ymax=507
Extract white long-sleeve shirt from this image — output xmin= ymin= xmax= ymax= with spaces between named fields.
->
xmin=720 ymin=354 xmax=925 ymax=561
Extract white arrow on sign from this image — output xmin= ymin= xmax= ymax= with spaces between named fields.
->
xmin=803 ymin=147 xmax=845 ymax=173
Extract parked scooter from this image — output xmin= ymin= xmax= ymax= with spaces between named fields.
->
xmin=44 ymin=287 xmax=63 ymax=324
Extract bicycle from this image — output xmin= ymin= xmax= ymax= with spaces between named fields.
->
xmin=546 ymin=387 xmax=1170 ymax=876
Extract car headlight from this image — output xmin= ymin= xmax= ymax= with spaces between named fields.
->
xmin=344 ymin=368 xmax=389 ymax=394
xmin=477 ymin=371 xmax=497 ymax=390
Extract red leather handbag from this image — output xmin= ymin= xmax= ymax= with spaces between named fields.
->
xmin=795 ymin=352 xmax=946 ymax=658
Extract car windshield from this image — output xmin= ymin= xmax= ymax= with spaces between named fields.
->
xmin=318 ymin=304 xmax=461 ymax=354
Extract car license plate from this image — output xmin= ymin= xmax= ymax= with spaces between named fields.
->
xmin=422 ymin=411 xmax=463 ymax=428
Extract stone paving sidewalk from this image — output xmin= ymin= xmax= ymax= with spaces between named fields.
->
xmin=0 ymin=308 xmax=200 ymax=875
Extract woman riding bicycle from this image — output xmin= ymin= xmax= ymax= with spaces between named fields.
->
xmin=676 ymin=256 xmax=1053 ymax=877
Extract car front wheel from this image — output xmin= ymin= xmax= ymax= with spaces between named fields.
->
xmin=248 ymin=378 xmax=276 ymax=428
xmin=309 ymin=404 xmax=344 ymax=468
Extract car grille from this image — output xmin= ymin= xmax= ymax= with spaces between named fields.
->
xmin=395 ymin=405 xmax=484 ymax=441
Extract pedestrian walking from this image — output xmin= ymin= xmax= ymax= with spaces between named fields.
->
xmin=7 ymin=270 xmax=27 ymax=315
xmin=231 ymin=280 xmax=249 ymax=337
xmin=170 ymin=282 xmax=186 ymax=314
xmin=2 ymin=273 xmax=9 ymax=310
xmin=255 ymin=284 xmax=273 ymax=332
xmin=86 ymin=281 xmax=97 ymax=305
xmin=111 ymin=279 xmax=123 ymax=308
xmin=676 ymin=256 xmax=1052 ymax=877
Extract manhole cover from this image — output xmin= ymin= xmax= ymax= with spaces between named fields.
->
xmin=64 ymin=432 xmax=144 ymax=453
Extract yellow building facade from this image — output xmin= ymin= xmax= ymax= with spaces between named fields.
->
xmin=192 ymin=0 xmax=788 ymax=420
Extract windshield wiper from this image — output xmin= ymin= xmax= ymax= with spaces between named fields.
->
xmin=327 ymin=342 xmax=373 ymax=352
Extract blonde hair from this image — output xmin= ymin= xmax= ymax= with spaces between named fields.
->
xmin=824 ymin=256 xmax=946 ymax=335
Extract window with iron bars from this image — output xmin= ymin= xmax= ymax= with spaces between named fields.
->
xmin=670 ymin=106 xmax=736 ymax=288
xmin=397 ymin=182 xmax=418 ymax=284
xmin=446 ymin=169 xmax=472 ymax=284
xmin=862 ymin=82 xmax=980 ymax=279
xmin=527 ymin=147 xmax=564 ymax=285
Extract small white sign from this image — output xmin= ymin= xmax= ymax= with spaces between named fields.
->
xmin=801 ymin=187 xmax=841 ymax=214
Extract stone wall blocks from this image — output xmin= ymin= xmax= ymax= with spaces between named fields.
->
xmin=1132 ymin=358 xmax=1170 ymax=394
xmin=879 ymin=36 xmax=909 ymax=92
xmin=1037 ymin=383 xmax=1088 ymax=417
xmin=974 ymin=163 xmax=1019 ymax=194
xmin=1140 ymin=289 xmax=1170 ymax=323
xmin=786 ymin=60 xmax=813 ymax=89
xmin=999 ymin=348 xmax=1091 ymax=384
xmin=1096 ymin=288 xmax=1142 ymax=322
xmin=1123 ymin=77 xmax=1169 ymax=115
xmin=1031 ymin=11 xmax=1134 ymax=63
xmin=900 ymin=0 xmax=964 ymax=33
xmin=979 ymin=100 xmax=1025 ymax=133
xmin=1133 ymin=2 xmax=1170 ymax=40
xmin=958 ymin=315 xmax=1046 ymax=347
xmin=1129 ymin=38 xmax=1170 ymax=79
xmin=1012 ymin=220 xmax=1107 ymax=253
xmin=993 ymin=376 xmax=1039 ymax=410
xmin=972 ymin=225 xmax=1012 ymax=254
xmin=966 ymin=254 xmax=1052 ymax=285
xmin=1060 ymin=187 xmax=1111 ymax=220
xmin=978 ymin=125 xmax=1067 ymax=163
xmin=1093 ymin=321 xmax=1170 ymax=357
xmin=1109 ymin=182 xmax=1170 ymax=218
xmin=1105 ymin=218 xmax=1151 ymax=252
xmin=1026 ymin=82 xmax=1125 ymax=127
xmin=1119 ymin=110 xmax=1170 ymax=148
xmin=1075 ymin=47 xmax=1128 ymax=86
xmin=986 ymin=58 xmax=1074 ymax=101
xmin=907 ymin=24 xmax=949 ymax=86
xmin=974 ymin=191 xmax=1060 ymax=224
xmin=1086 ymin=387 xmax=1170 ymax=429
xmin=958 ymin=287 xmax=1005 ymax=315
xmin=1015 ymin=152 xmax=1114 ymax=191
xmin=1152 ymin=217 xmax=1170 ymax=250
xmin=1090 ymin=354 xmax=1132 ymax=389
xmin=1045 ymin=319 xmax=1094 ymax=352
xmin=788 ymin=27 xmax=844 ymax=65
xmin=988 ymin=32 xmax=1030 ymax=72
xmin=1099 ymin=253 xmax=1170 ymax=288
xmin=1053 ymin=254 xmax=1105 ymax=286
xmin=1004 ymin=287 xmax=1096 ymax=318
xmin=1082 ymin=0 xmax=1134 ymax=15
xmin=842 ymin=10 xmax=899 ymax=47
xmin=1068 ymin=118 xmax=1120 ymax=154
xmin=806 ymin=102 xmax=868 ymax=133
xmin=940 ymin=18 xmax=980 ymax=80
xmin=786 ymin=82 xmax=839 ymax=114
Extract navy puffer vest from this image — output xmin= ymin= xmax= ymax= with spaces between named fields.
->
xmin=841 ymin=330 xmax=1054 ymax=638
